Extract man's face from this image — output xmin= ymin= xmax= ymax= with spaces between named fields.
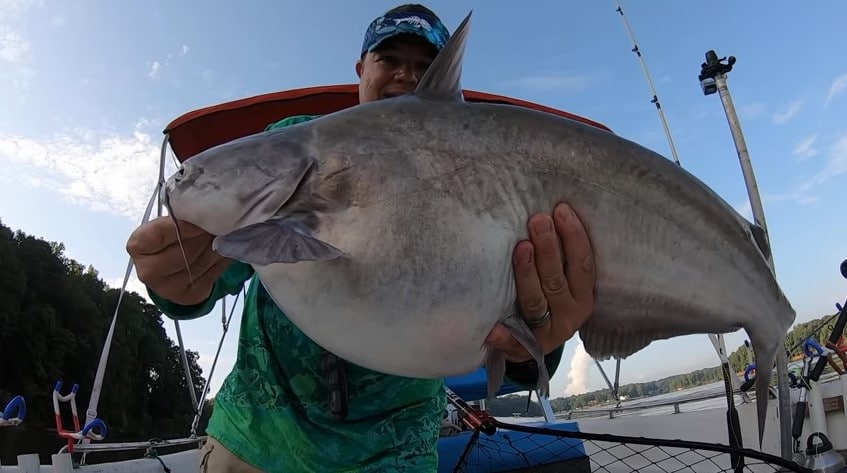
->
xmin=355 ymin=35 xmax=437 ymax=104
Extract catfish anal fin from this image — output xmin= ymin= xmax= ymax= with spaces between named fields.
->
xmin=485 ymin=314 xmax=550 ymax=399
xmin=484 ymin=349 xmax=507 ymax=399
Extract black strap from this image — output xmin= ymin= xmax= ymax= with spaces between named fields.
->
xmin=322 ymin=351 xmax=348 ymax=420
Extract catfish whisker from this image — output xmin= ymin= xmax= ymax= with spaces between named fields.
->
xmin=162 ymin=186 xmax=195 ymax=288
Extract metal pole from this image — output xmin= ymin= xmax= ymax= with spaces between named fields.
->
xmin=714 ymin=75 xmax=773 ymax=250
xmin=699 ymin=50 xmax=793 ymax=460
xmin=593 ymin=359 xmax=619 ymax=400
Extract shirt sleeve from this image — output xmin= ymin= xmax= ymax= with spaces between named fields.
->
xmin=147 ymin=261 xmax=254 ymax=320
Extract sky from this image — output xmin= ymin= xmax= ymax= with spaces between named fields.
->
xmin=1 ymin=0 xmax=845 ymax=405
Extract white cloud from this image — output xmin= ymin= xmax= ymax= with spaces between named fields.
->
xmin=0 ymin=0 xmax=37 ymax=63
xmin=781 ymin=133 xmax=847 ymax=203
xmin=793 ymin=133 xmax=818 ymax=161
xmin=825 ymin=73 xmax=847 ymax=107
xmin=0 ymin=0 xmax=41 ymax=13
xmin=146 ymin=45 xmax=190 ymax=80
xmin=108 ymin=274 xmax=152 ymax=303
xmin=0 ymin=30 xmax=29 ymax=63
xmin=826 ymin=134 xmax=847 ymax=174
xmin=0 ymin=0 xmax=36 ymax=98
xmin=148 ymin=61 xmax=161 ymax=79
xmin=772 ymin=99 xmax=803 ymax=125
xmin=564 ymin=341 xmax=591 ymax=396
xmin=0 ymin=124 xmax=177 ymax=220
xmin=802 ymin=134 xmax=847 ymax=184
xmin=729 ymin=134 xmax=845 ymax=213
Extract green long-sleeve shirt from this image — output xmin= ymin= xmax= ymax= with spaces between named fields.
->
xmin=149 ymin=114 xmax=564 ymax=472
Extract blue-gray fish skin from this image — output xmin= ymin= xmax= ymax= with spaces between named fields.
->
xmin=163 ymin=11 xmax=794 ymax=446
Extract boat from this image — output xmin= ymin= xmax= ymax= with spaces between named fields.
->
xmin=2 ymin=79 xmax=834 ymax=472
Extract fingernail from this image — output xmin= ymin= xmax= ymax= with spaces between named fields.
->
xmin=556 ymin=204 xmax=573 ymax=221
xmin=521 ymin=247 xmax=533 ymax=263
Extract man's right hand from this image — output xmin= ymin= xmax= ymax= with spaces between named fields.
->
xmin=126 ymin=217 xmax=232 ymax=306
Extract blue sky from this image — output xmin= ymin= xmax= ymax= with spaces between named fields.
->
xmin=1 ymin=0 xmax=845 ymax=401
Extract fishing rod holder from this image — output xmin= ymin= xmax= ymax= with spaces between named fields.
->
xmin=0 ymin=395 xmax=26 ymax=427
xmin=698 ymin=50 xmax=736 ymax=95
xmin=53 ymin=381 xmax=108 ymax=453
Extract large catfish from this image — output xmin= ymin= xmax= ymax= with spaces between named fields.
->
xmin=162 ymin=12 xmax=795 ymax=445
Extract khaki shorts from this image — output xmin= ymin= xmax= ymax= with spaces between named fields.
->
xmin=199 ymin=437 xmax=264 ymax=473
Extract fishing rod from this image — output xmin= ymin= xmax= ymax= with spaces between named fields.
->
xmin=612 ymin=0 xmax=680 ymax=165
xmin=443 ymin=386 xmax=497 ymax=436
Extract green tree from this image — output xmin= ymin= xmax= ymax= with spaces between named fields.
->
xmin=0 ymin=219 xmax=209 ymax=441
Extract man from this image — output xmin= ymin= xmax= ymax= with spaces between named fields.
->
xmin=126 ymin=4 xmax=596 ymax=472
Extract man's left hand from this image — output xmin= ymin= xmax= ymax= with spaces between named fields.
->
xmin=485 ymin=202 xmax=596 ymax=363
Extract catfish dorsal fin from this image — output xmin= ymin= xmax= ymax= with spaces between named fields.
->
xmin=414 ymin=11 xmax=472 ymax=101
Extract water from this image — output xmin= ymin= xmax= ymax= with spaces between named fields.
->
xmin=609 ymin=380 xmax=739 ymax=417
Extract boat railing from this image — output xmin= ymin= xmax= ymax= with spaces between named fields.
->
xmin=57 ymin=436 xmax=207 ymax=455
xmin=560 ymin=369 xmax=844 ymax=421
xmin=558 ymin=388 xmax=756 ymax=420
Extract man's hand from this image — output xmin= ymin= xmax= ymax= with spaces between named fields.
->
xmin=485 ymin=202 xmax=596 ymax=362
xmin=126 ymin=217 xmax=232 ymax=306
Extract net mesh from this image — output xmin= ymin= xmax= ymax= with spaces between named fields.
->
xmin=446 ymin=419 xmax=810 ymax=473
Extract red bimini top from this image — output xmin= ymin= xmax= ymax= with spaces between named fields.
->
xmin=162 ymin=83 xmax=612 ymax=163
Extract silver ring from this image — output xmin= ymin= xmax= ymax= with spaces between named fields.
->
xmin=526 ymin=308 xmax=551 ymax=328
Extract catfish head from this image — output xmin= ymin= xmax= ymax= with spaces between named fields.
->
xmin=162 ymin=127 xmax=318 ymax=237
xmin=163 ymin=124 xmax=349 ymax=267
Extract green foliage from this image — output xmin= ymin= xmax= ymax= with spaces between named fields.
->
xmin=0 ymin=219 xmax=211 ymax=439
xmin=486 ymin=394 xmax=544 ymax=417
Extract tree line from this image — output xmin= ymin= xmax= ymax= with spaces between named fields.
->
xmin=487 ymin=311 xmax=843 ymax=417
xmin=0 ymin=219 xmax=210 ymax=443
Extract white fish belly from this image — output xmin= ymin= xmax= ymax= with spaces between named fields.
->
xmin=253 ymin=202 xmax=522 ymax=379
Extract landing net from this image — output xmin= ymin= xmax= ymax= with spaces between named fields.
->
xmin=447 ymin=418 xmax=810 ymax=473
